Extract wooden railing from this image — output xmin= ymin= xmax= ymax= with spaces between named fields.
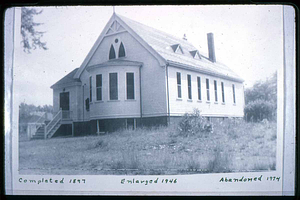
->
xmin=27 ymin=112 xmax=46 ymax=140
xmin=45 ymin=109 xmax=62 ymax=139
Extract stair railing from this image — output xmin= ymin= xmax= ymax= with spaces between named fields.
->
xmin=27 ymin=112 xmax=46 ymax=140
xmin=45 ymin=109 xmax=62 ymax=139
xmin=35 ymin=112 xmax=46 ymax=133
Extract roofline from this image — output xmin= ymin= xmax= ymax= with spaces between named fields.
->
xmin=73 ymin=13 xmax=167 ymax=79
xmin=167 ymin=60 xmax=244 ymax=83
xmin=51 ymin=81 xmax=82 ymax=89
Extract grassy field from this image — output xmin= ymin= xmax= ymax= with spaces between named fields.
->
xmin=19 ymin=119 xmax=277 ymax=175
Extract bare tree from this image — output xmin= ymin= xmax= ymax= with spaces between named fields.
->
xmin=21 ymin=7 xmax=48 ymax=53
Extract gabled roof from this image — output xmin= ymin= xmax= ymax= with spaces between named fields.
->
xmin=51 ymin=68 xmax=81 ymax=89
xmin=72 ymin=13 xmax=243 ymax=83
xmin=117 ymin=14 xmax=244 ymax=82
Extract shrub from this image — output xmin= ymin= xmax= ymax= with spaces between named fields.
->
xmin=178 ymin=109 xmax=212 ymax=137
xmin=244 ymin=99 xmax=276 ymax=122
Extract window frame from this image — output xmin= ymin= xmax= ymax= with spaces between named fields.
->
xmin=214 ymin=80 xmax=218 ymax=102
xmin=177 ymin=72 xmax=182 ymax=99
xmin=232 ymin=84 xmax=236 ymax=104
xmin=96 ymin=74 xmax=102 ymax=101
xmin=109 ymin=72 xmax=118 ymax=101
xmin=221 ymin=82 xmax=225 ymax=103
xmin=206 ymin=78 xmax=210 ymax=101
xmin=89 ymin=76 xmax=92 ymax=102
xmin=109 ymin=44 xmax=116 ymax=60
xmin=126 ymin=72 xmax=135 ymax=100
xmin=197 ymin=76 xmax=201 ymax=101
xmin=118 ymin=42 xmax=126 ymax=58
xmin=187 ymin=74 xmax=192 ymax=100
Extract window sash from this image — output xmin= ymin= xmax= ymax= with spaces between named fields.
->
xmin=177 ymin=72 xmax=182 ymax=98
xmin=126 ymin=73 xmax=134 ymax=100
xmin=221 ymin=82 xmax=225 ymax=103
xmin=197 ymin=77 xmax=201 ymax=100
xmin=214 ymin=80 xmax=218 ymax=102
xmin=232 ymin=84 xmax=236 ymax=103
xmin=206 ymin=79 xmax=210 ymax=101
xmin=119 ymin=42 xmax=126 ymax=57
xmin=89 ymin=76 xmax=92 ymax=102
xmin=109 ymin=45 xmax=116 ymax=60
xmin=109 ymin=73 xmax=118 ymax=100
xmin=187 ymin=74 xmax=192 ymax=99
xmin=96 ymin=74 xmax=102 ymax=101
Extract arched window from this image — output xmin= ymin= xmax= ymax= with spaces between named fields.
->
xmin=109 ymin=45 xmax=116 ymax=60
xmin=118 ymin=42 xmax=126 ymax=58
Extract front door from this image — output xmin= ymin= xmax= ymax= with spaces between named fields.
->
xmin=60 ymin=92 xmax=70 ymax=119
xmin=60 ymin=92 xmax=70 ymax=111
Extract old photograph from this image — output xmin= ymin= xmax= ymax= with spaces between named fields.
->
xmin=14 ymin=6 xmax=283 ymax=176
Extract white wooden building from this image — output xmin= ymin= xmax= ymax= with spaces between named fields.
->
xmin=48 ymin=13 xmax=244 ymax=137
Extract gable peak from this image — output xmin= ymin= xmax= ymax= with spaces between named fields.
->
xmin=105 ymin=19 xmax=125 ymax=35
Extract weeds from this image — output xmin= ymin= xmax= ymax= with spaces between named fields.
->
xmin=207 ymin=144 xmax=231 ymax=173
xmin=178 ymin=108 xmax=213 ymax=137
xmin=19 ymin=113 xmax=277 ymax=175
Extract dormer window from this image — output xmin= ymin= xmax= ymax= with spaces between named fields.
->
xmin=109 ymin=45 xmax=116 ymax=60
xmin=118 ymin=42 xmax=126 ymax=58
xmin=190 ymin=50 xmax=201 ymax=60
xmin=171 ymin=44 xmax=183 ymax=54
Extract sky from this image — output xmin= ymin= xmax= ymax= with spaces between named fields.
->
xmin=12 ymin=5 xmax=284 ymax=106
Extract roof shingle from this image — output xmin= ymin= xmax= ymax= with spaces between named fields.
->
xmin=117 ymin=14 xmax=243 ymax=82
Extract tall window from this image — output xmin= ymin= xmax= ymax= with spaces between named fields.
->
xmin=197 ymin=77 xmax=201 ymax=100
xmin=221 ymin=82 xmax=225 ymax=103
xmin=109 ymin=45 xmax=116 ymax=60
xmin=206 ymin=78 xmax=210 ymax=101
xmin=96 ymin=74 xmax=102 ymax=101
xmin=214 ymin=80 xmax=218 ymax=102
xmin=89 ymin=76 xmax=92 ymax=102
xmin=232 ymin=84 xmax=236 ymax=104
xmin=119 ymin=42 xmax=126 ymax=57
xmin=187 ymin=74 xmax=192 ymax=99
xmin=177 ymin=72 xmax=182 ymax=98
xmin=109 ymin=73 xmax=118 ymax=100
xmin=126 ymin=72 xmax=134 ymax=99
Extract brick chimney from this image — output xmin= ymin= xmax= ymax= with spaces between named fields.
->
xmin=207 ymin=33 xmax=216 ymax=62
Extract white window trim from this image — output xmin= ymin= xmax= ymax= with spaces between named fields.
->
xmin=96 ymin=74 xmax=103 ymax=102
xmin=177 ymin=72 xmax=182 ymax=99
xmin=118 ymin=42 xmax=127 ymax=58
xmin=206 ymin=78 xmax=210 ymax=101
xmin=89 ymin=76 xmax=92 ymax=102
xmin=187 ymin=74 xmax=192 ymax=100
xmin=108 ymin=72 xmax=119 ymax=101
xmin=125 ymin=71 xmax=135 ymax=100
xmin=197 ymin=76 xmax=202 ymax=101
xmin=214 ymin=80 xmax=218 ymax=102
xmin=221 ymin=81 xmax=225 ymax=103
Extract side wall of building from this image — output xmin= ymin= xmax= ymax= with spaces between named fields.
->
xmin=167 ymin=65 xmax=244 ymax=117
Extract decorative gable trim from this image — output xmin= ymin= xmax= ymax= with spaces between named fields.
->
xmin=105 ymin=20 xmax=126 ymax=35
xmin=73 ymin=13 xmax=167 ymax=79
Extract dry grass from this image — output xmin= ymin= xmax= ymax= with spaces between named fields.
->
xmin=19 ymin=120 xmax=277 ymax=175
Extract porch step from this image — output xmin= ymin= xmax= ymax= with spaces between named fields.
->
xmin=32 ymin=125 xmax=45 ymax=139
xmin=32 ymin=135 xmax=45 ymax=140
